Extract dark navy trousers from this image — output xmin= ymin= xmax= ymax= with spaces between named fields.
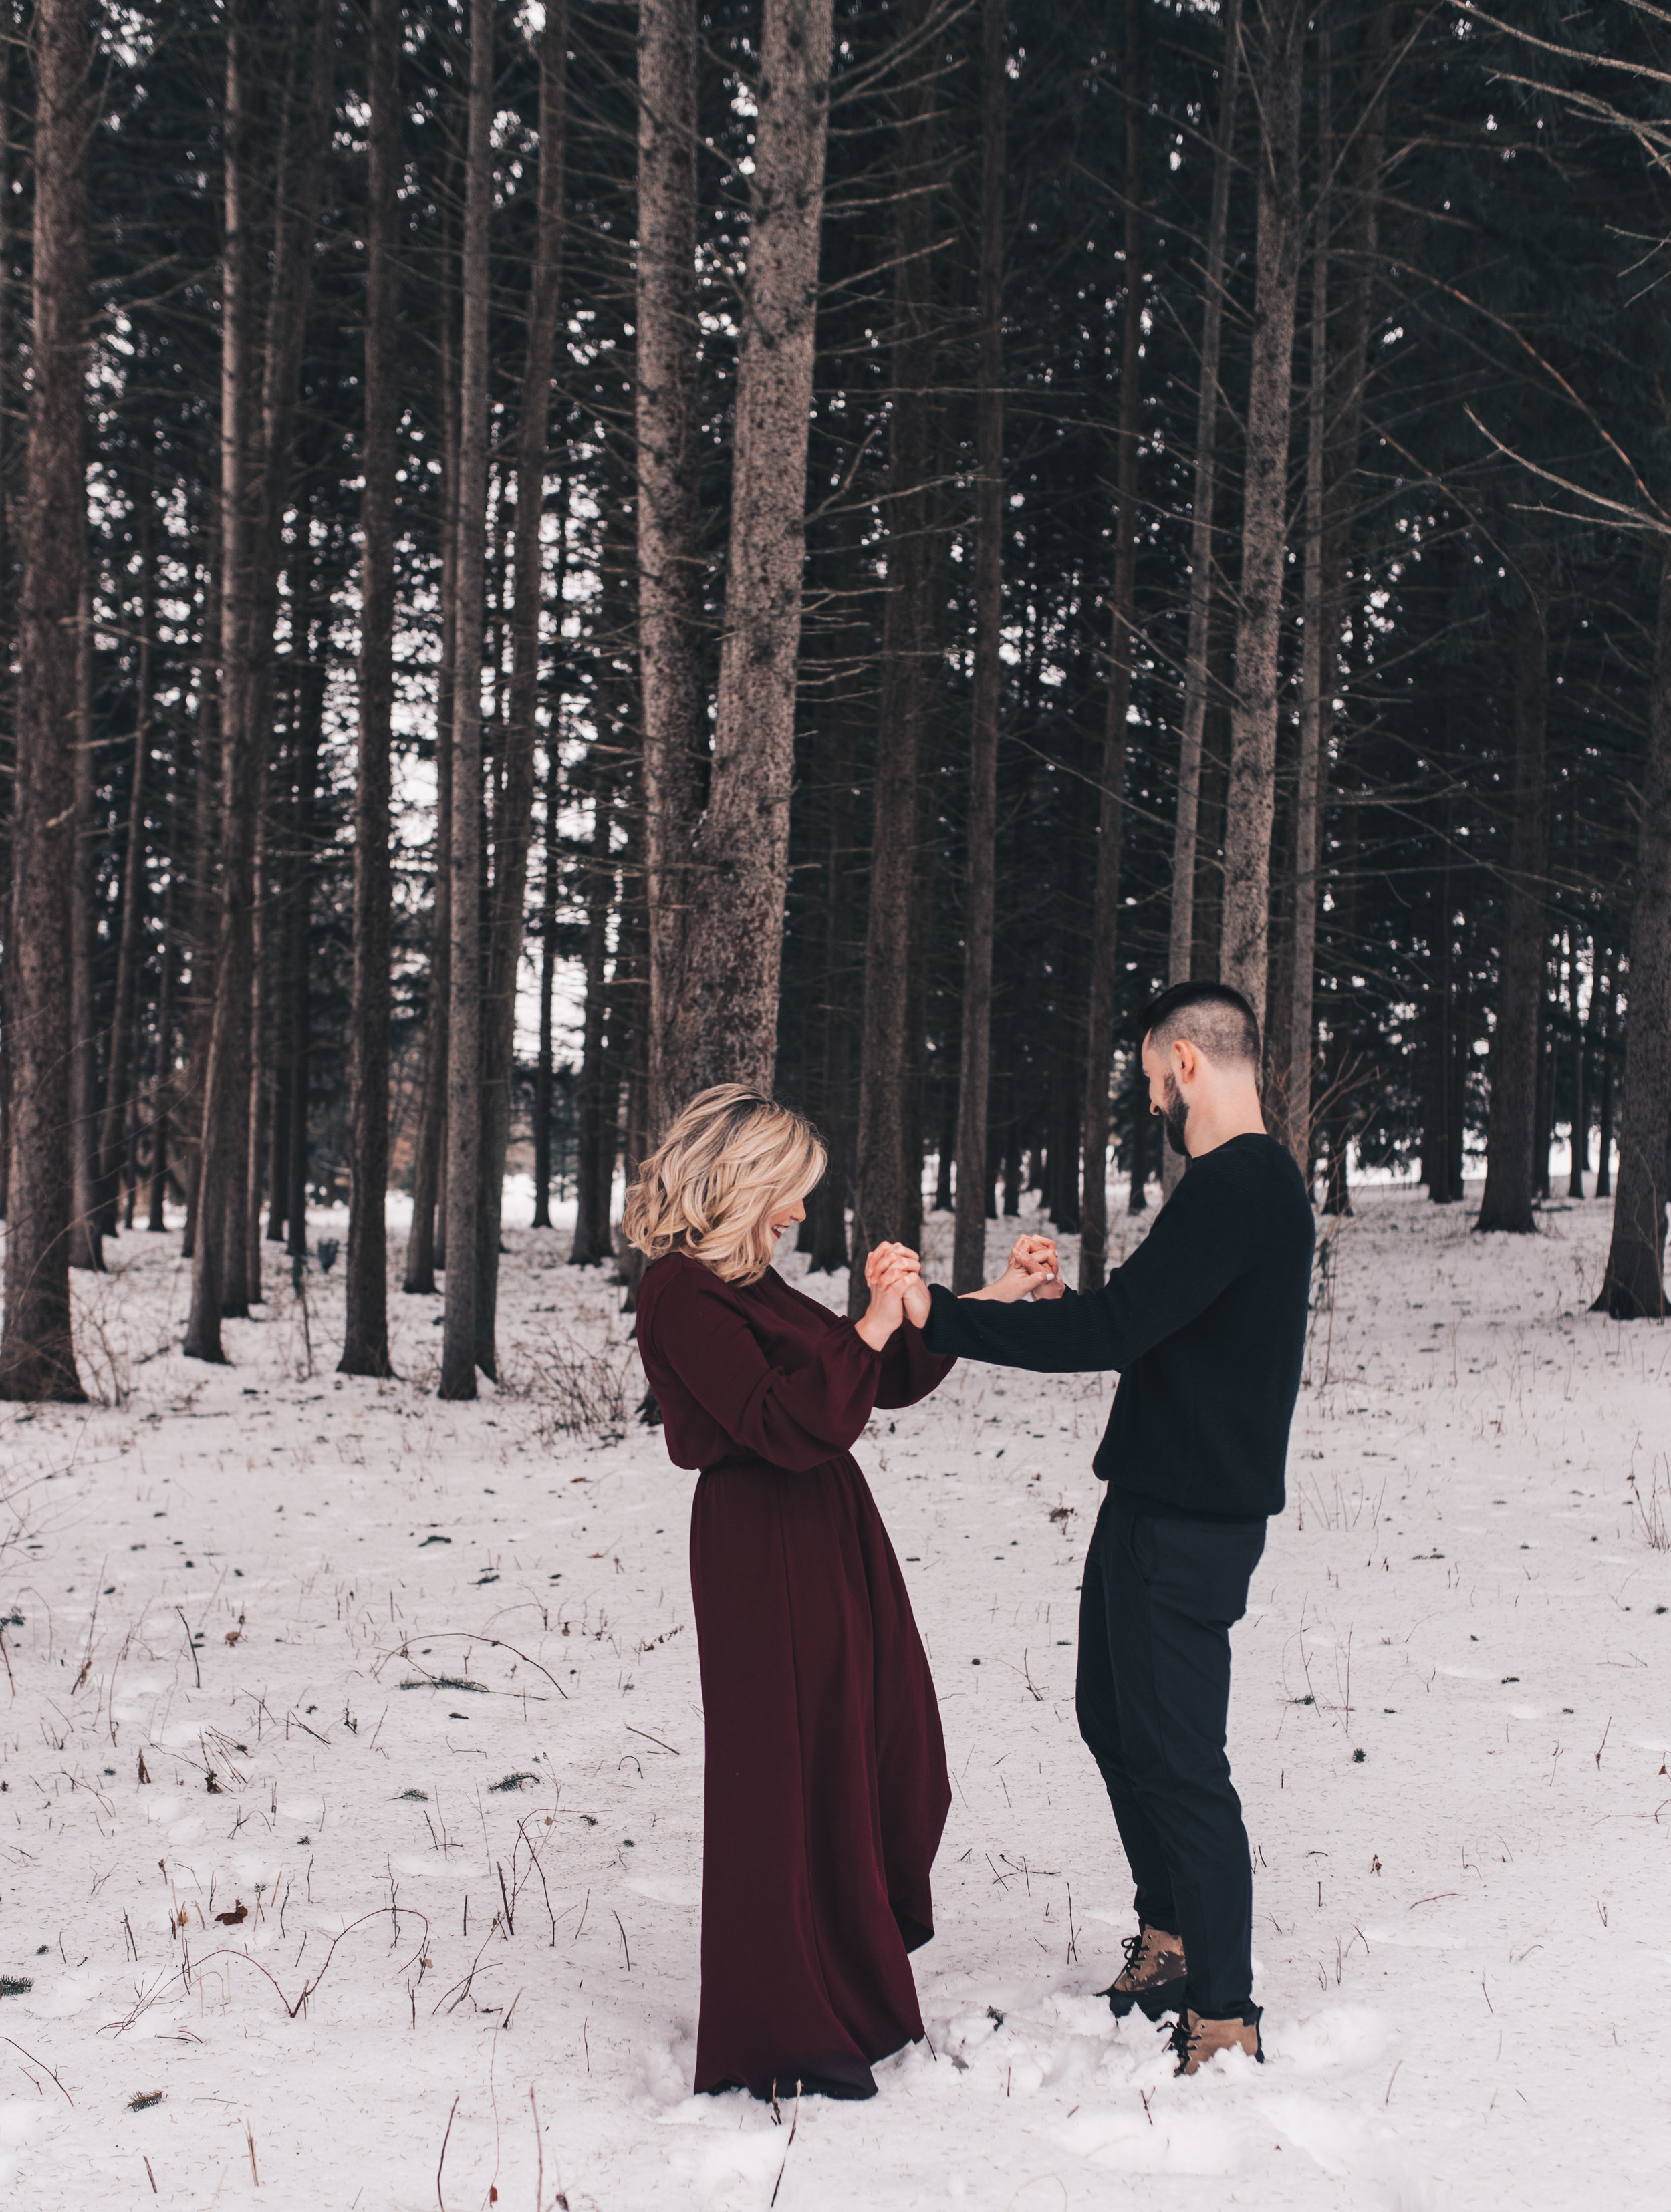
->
xmin=1076 ymin=1490 xmax=1267 ymax=2020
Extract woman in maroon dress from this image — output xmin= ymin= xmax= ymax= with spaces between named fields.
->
xmin=625 ymin=1084 xmax=954 ymax=2102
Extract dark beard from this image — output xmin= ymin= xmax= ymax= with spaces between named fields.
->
xmin=1160 ymin=1073 xmax=1190 ymax=1157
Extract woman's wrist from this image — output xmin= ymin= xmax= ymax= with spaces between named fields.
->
xmin=854 ymin=1308 xmax=893 ymax=1352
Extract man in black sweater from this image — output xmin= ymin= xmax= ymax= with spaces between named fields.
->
xmin=909 ymin=982 xmax=1314 ymax=2076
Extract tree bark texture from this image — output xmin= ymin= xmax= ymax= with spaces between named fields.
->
xmin=1594 ymin=546 xmax=1671 ymax=1316
xmin=656 ymin=0 xmax=838 ymax=1138
xmin=68 ymin=580 xmax=103 ymax=1272
xmin=571 ymin=770 xmax=617 ymax=1264
xmin=340 ymin=0 xmax=400 ymax=1377
xmin=637 ymin=0 xmax=707 ymax=1142
xmin=184 ymin=3 xmax=255 ymax=1359
xmin=475 ymin=6 xmax=567 ymax=1373
xmin=1078 ymin=0 xmax=1145 ymax=1295
xmin=532 ymin=738 xmax=562 ymax=1230
xmin=439 ymin=0 xmax=493 ymax=1400
xmin=1218 ymin=0 xmax=1305 ymax=1036
xmin=952 ymin=0 xmax=1007 ymax=1296
xmin=1166 ymin=0 xmax=1240 ymax=997
xmin=0 ymin=0 xmax=89 ymax=1400
xmin=98 ymin=493 xmax=156 ymax=1235
xmin=1477 ymin=567 xmax=1551 ymax=1235
xmin=1286 ymin=0 xmax=1394 ymax=1154
xmin=1279 ymin=23 xmax=1331 ymax=1168
xmin=851 ymin=0 xmax=942 ymax=1309
xmin=404 ymin=251 xmax=459 ymax=1297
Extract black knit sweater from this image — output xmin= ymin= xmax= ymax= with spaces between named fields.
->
xmin=923 ymin=1133 xmax=1315 ymax=1520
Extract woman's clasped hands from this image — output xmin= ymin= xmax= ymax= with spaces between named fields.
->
xmin=856 ymin=1240 xmax=928 ymax=1349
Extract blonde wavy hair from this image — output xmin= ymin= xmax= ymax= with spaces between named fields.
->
xmin=622 ymin=1085 xmax=827 ymax=1287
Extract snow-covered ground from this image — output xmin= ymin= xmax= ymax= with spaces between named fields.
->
xmin=2 ymin=1183 xmax=1669 ymax=2209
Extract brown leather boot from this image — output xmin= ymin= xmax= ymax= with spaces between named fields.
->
xmin=1170 ymin=2006 xmax=1263 ymax=2076
xmin=1098 ymin=1924 xmax=1188 ymax=2020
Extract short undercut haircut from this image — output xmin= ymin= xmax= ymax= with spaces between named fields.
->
xmin=1141 ymin=980 xmax=1261 ymax=1070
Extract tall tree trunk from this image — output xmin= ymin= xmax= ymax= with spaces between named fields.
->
xmin=340 ymin=0 xmax=400 ymax=1374
xmin=1567 ymin=928 xmax=1588 ymax=1198
xmin=851 ymin=0 xmax=942 ymax=1307
xmin=1078 ymin=0 xmax=1145 ymax=1294
xmin=570 ymin=767 xmax=616 ymax=1264
xmin=181 ymin=519 xmax=221 ymax=1263
xmin=804 ymin=647 xmax=858 ymax=1274
xmin=233 ymin=0 xmax=338 ymax=1320
xmin=98 ymin=487 xmax=156 ymax=1234
xmin=438 ymin=0 xmax=493 ymax=1401
xmin=638 ymin=0 xmax=706 ymax=1143
xmin=531 ymin=736 xmax=561 ymax=1230
xmin=148 ymin=848 xmax=178 ymax=1231
xmin=1166 ymin=0 xmax=1240 ymax=998
xmin=68 ymin=577 xmax=103 ymax=1272
xmin=1426 ymin=796 xmax=1460 ymax=1202
xmin=0 ymin=0 xmax=88 ymax=1399
xmin=952 ymin=0 xmax=1007 ymax=1294
xmin=1218 ymin=0 xmax=1306 ymax=1033
xmin=1283 ymin=24 xmax=1330 ymax=1168
xmin=1289 ymin=0 xmax=1395 ymax=1154
xmin=1321 ymin=789 xmax=1358 ymax=1218
xmin=1594 ymin=547 xmax=1671 ymax=1316
xmin=243 ymin=735 xmax=274 ymax=1302
xmin=476 ymin=6 xmax=567 ymax=1375
xmin=1577 ymin=934 xmax=1602 ymax=1198
xmin=184 ymin=1 xmax=256 ymax=1360
xmin=1596 ymin=963 xmax=1616 ymax=1199
xmin=404 ymin=245 xmax=459 ymax=1297
xmin=656 ymin=0 xmax=838 ymax=1133
xmin=1477 ymin=561 xmax=1551 ymax=1235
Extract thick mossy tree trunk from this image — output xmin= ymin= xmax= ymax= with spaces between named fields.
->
xmin=1594 ymin=546 xmax=1671 ymax=1316
xmin=1078 ymin=0 xmax=1144 ymax=1294
xmin=1477 ymin=563 xmax=1551 ymax=1236
xmin=340 ymin=0 xmax=401 ymax=1378
xmin=1218 ymin=0 xmax=1306 ymax=1034
xmin=1 ymin=0 xmax=88 ymax=1401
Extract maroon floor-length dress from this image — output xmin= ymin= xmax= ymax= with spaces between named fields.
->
xmin=635 ymin=1248 xmax=955 ymax=2100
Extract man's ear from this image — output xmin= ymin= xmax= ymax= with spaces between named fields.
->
xmin=1173 ymin=1038 xmax=1199 ymax=1087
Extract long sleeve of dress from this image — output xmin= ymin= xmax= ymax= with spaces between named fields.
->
xmin=646 ymin=1265 xmax=888 ymax=1472
xmin=922 ymin=1159 xmax=1260 ymax=1376
xmin=875 ymin=1319 xmax=955 ymax=1409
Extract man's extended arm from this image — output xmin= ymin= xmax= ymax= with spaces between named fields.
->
xmin=921 ymin=1159 xmax=1258 ymax=1374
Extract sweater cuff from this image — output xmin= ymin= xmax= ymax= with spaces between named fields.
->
xmin=922 ymin=1282 xmax=966 ymax=1356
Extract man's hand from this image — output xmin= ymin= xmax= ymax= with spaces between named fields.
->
xmin=901 ymin=1271 xmax=932 ymax=1328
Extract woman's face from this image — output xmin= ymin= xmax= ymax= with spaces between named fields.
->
xmin=768 ymin=1193 xmax=808 ymax=1244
